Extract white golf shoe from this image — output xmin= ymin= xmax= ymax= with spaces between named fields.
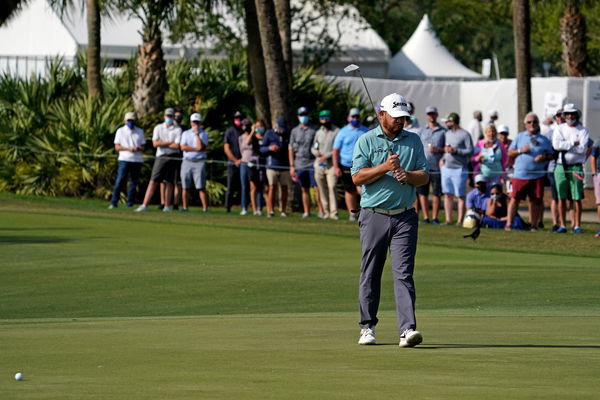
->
xmin=135 ymin=204 xmax=148 ymax=212
xmin=358 ymin=328 xmax=377 ymax=345
xmin=399 ymin=329 xmax=423 ymax=348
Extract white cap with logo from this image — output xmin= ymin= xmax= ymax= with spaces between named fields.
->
xmin=379 ymin=93 xmax=410 ymax=118
xmin=190 ymin=113 xmax=202 ymax=122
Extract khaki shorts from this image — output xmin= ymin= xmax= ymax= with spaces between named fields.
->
xmin=266 ymin=169 xmax=290 ymax=186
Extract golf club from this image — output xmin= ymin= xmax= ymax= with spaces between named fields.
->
xmin=344 ymin=63 xmax=405 ymax=184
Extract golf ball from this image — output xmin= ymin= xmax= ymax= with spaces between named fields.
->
xmin=15 ymin=372 xmax=24 ymax=381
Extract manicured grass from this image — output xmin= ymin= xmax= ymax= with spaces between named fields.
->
xmin=1 ymin=193 xmax=599 ymax=399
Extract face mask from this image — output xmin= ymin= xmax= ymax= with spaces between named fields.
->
xmin=477 ymin=183 xmax=487 ymax=192
xmin=350 ymin=119 xmax=360 ymax=128
xmin=299 ymin=116 xmax=309 ymax=125
xmin=255 ymin=127 xmax=265 ymax=134
xmin=565 ymin=117 xmax=577 ymax=126
xmin=165 ymin=118 xmax=174 ymax=125
xmin=233 ymin=118 xmax=242 ymax=127
xmin=491 ymin=193 xmax=501 ymax=200
xmin=175 ymin=115 xmax=183 ymax=123
xmin=126 ymin=121 xmax=135 ymax=129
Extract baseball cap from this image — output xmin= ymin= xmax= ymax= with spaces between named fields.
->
xmin=319 ymin=109 xmax=331 ymax=118
xmin=562 ymin=103 xmax=579 ymax=114
xmin=190 ymin=113 xmax=202 ymax=122
xmin=348 ymin=107 xmax=360 ymax=117
xmin=241 ymin=118 xmax=252 ymax=126
xmin=497 ymin=124 xmax=509 ymax=134
xmin=276 ymin=117 xmax=287 ymax=131
xmin=475 ymin=174 xmax=486 ymax=184
xmin=446 ymin=112 xmax=460 ymax=124
xmin=233 ymin=111 xmax=244 ymax=119
xmin=489 ymin=109 xmax=498 ymax=117
xmin=124 ymin=112 xmax=137 ymax=121
xmin=164 ymin=107 xmax=175 ymax=116
xmin=297 ymin=106 xmax=308 ymax=115
xmin=379 ymin=93 xmax=410 ymax=118
xmin=425 ymin=106 xmax=438 ymax=114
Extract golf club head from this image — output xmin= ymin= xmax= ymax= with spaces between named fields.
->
xmin=344 ymin=64 xmax=360 ymax=74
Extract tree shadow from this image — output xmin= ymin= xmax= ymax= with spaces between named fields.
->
xmin=0 ymin=236 xmax=74 ymax=245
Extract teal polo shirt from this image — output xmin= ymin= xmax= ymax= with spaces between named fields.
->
xmin=351 ymin=126 xmax=428 ymax=209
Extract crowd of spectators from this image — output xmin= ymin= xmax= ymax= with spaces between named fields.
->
xmin=109 ymin=102 xmax=599 ymax=236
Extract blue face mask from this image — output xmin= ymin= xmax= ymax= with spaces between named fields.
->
xmin=126 ymin=121 xmax=135 ymax=129
xmin=165 ymin=118 xmax=174 ymax=125
xmin=299 ymin=116 xmax=309 ymax=125
xmin=350 ymin=119 xmax=360 ymax=128
xmin=255 ymin=127 xmax=265 ymax=134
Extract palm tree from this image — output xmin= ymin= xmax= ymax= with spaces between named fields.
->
xmin=0 ymin=0 xmax=28 ymax=26
xmin=244 ymin=0 xmax=270 ymax=124
xmin=512 ymin=0 xmax=531 ymax=132
xmin=560 ymin=0 xmax=587 ymax=77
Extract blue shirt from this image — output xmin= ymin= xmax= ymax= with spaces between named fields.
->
xmin=509 ymin=131 xmax=554 ymax=179
xmin=180 ymin=128 xmax=209 ymax=160
xmin=417 ymin=124 xmax=446 ymax=171
xmin=333 ymin=124 xmax=369 ymax=167
xmin=260 ymin=129 xmax=290 ymax=169
xmin=351 ymin=126 xmax=428 ymax=209
xmin=466 ymin=188 xmax=489 ymax=211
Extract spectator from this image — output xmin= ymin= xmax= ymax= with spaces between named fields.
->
xmin=312 ymin=109 xmax=340 ymax=220
xmin=289 ymin=106 xmax=319 ymax=218
xmin=466 ymin=174 xmax=490 ymax=215
xmin=405 ymin=102 xmax=419 ymax=132
xmin=171 ymin=106 xmax=186 ymax=210
xmin=239 ymin=118 xmax=263 ymax=216
xmin=109 ymin=112 xmax=146 ymax=209
xmin=542 ymin=110 xmax=563 ymax=232
xmin=481 ymin=183 xmax=527 ymax=230
xmin=416 ymin=106 xmax=445 ymax=224
xmin=552 ymin=103 xmax=590 ymax=233
xmin=497 ymin=124 xmax=513 ymax=170
xmin=254 ymin=120 xmax=269 ymax=212
xmin=224 ymin=111 xmax=244 ymax=213
xmin=487 ymin=109 xmax=499 ymax=126
xmin=333 ymin=107 xmax=369 ymax=221
xmin=472 ymin=124 xmax=507 ymax=186
xmin=467 ymin=110 xmax=483 ymax=144
xmin=260 ymin=118 xmax=291 ymax=217
xmin=591 ymin=139 xmax=600 ymax=238
xmin=441 ymin=112 xmax=473 ymax=225
xmin=136 ymin=108 xmax=182 ymax=212
xmin=179 ymin=113 xmax=209 ymax=212
xmin=505 ymin=112 xmax=554 ymax=231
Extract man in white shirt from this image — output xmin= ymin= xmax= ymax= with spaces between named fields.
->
xmin=136 ymin=108 xmax=182 ymax=212
xmin=179 ymin=113 xmax=209 ymax=212
xmin=551 ymin=103 xmax=590 ymax=233
xmin=109 ymin=112 xmax=146 ymax=209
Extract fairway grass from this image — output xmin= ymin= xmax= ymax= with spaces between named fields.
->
xmin=1 ymin=194 xmax=599 ymax=399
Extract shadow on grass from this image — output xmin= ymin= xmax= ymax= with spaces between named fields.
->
xmin=0 ymin=235 xmax=74 ymax=245
xmin=0 ymin=227 xmax=83 ymax=232
xmin=418 ymin=343 xmax=600 ymax=349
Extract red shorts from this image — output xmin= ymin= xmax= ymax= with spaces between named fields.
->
xmin=510 ymin=177 xmax=545 ymax=201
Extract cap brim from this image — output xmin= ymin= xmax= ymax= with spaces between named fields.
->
xmin=386 ymin=110 xmax=410 ymax=118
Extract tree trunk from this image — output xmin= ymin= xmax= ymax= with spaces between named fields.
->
xmin=274 ymin=0 xmax=293 ymax=90
xmin=254 ymin=0 xmax=291 ymax=126
xmin=244 ymin=0 xmax=270 ymax=124
xmin=133 ymin=23 xmax=167 ymax=118
xmin=86 ymin=0 xmax=103 ymax=99
xmin=560 ymin=0 xmax=587 ymax=77
xmin=512 ymin=0 xmax=531 ymax=132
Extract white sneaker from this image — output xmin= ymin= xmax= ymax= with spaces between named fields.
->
xmin=318 ymin=212 xmax=327 ymax=219
xmin=358 ymin=328 xmax=377 ymax=345
xmin=330 ymin=214 xmax=339 ymax=220
xmin=280 ymin=212 xmax=287 ymax=218
xmin=302 ymin=212 xmax=309 ymax=219
xmin=348 ymin=214 xmax=357 ymax=222
xmin=240 ymin=209 xmax=248 ymax=216
xmin=135 ymin=205 xmax=148 ymax=212
xmin=162 ymin=206 xmax=173 ymax=212
xmin=399 ymin=329 xmax=423 ymax=348
xmin=108 ymin=204 xmax=116 ymax=209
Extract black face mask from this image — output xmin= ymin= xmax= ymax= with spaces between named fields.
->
xmin=477 ymin=183 xmax=487 ymax=193
xmin=175 ymin=115 xmax=183 ymax=123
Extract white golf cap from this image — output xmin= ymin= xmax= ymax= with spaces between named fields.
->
xmin=425 ymin=106 xmax=438 ymax=114
xmin=124 ymin=112 xmax=137 ymax=121
xmin=489 ymin=109 xmax=498 ymax=117
xmin=190 ymin=113 xmax=202 ymax=122
xmin=475 ymin=174 xmax=486 ymax=184
xmin=348 ymin=107 xmax=360 ymax=117
xmin=497 ymin=124 xmax=509 ymax=134
xmin=379 ymin=93 xmax=410 ymax=118
xmin=562 ymin=103 xmax=579 ymax=113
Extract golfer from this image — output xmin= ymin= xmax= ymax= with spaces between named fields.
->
xmin=351 ymin=93 xmax=429 ymax=347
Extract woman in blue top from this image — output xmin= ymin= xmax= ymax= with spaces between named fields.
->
xmin=472 ymin=124 xmax=506 ymax=185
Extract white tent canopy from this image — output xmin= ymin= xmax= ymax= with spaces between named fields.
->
xmin=0 ymin=0 xmax=390 ymax=78
xmin=389 ymin=14 xmax=482 ymax=80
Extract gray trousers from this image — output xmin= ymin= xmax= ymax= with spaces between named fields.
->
xmin=358 ymin=208 xmax=419 ymax=333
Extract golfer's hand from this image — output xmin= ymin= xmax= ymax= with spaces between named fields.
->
xmin=394 ymin=166 xmax=407 ymax=183
xmin=386 ymin=154 xmax=400 ymax=171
